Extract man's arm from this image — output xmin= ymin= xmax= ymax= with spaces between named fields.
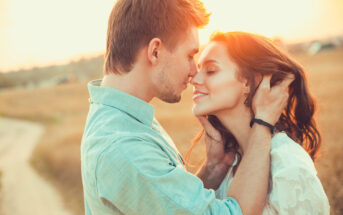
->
xmin=97 ymin=137 xmax=243 ymax=215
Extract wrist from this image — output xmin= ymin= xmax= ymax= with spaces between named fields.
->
xmin=254 ymin=113 xmax=273 ymax=124
xmin=203 ymin=160 xmax=231 ymax=173
xmin=245 ymin=124 xmax=272 ymax=154
xmin=250 ymin=118 xmax=276 ymax=134
xmin=197 ymin=161 xmax=230 ymax=189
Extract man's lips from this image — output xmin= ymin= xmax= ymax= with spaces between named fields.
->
xmin=192 ymin=90 xmax=208 ymax=101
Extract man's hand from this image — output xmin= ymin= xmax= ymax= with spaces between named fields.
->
xmin=253 ymin=74 xmax=295 ymax=125
xmin=197 ymin=116 xmax=235 ymax=168
xmin=195 ymin=115 xmax=235 ymax=189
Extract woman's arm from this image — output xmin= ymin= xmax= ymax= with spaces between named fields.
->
xmin=197 ymin=75 xmax=294 ymax=215
xmin=227 ymin=125 xmax=271 ymax=215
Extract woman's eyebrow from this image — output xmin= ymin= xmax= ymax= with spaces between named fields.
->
xmin=197 ymin=59 xmax=218 ymax=69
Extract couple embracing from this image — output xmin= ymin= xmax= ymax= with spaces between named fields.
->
xmin=81 ymin=0 xmax=330 ymax=214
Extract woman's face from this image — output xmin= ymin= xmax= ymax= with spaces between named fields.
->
xmin=191 ymin=41 xmax=248 ymax=116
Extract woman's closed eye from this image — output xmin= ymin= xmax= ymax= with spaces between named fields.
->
xmin=205 ymin=65 xmax=218 ymax=75
xmin=206 ymin=70 xmax=216 ymax=75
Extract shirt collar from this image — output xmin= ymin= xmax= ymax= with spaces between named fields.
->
xmin=88 ymin=79 xmax=154 ymax=127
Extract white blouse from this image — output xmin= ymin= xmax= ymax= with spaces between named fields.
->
xmin=215 ymin=132 xmax=330 ymax=215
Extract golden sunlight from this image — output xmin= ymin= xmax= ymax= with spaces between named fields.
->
xmin=199 ymin=0 xmax=342 ymax=44
xmin=0 ymin=0 xmax=114 ymax=72
xmin=0 ymin=0 xmax=342 ymax=72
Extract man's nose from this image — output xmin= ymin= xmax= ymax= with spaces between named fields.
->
xmin=189 ymin=60 xmax=198 ymax=78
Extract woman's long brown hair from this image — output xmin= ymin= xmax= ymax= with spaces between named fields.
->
xmin=186 ymin=32 xmax=321 ymax=166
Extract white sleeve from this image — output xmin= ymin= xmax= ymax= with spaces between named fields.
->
xmin=267 ymin=164 xmax=330 ymax=215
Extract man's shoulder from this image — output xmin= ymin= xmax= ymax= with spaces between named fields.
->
xmin=95 ymin=133 xmax=173 ymax=178
xmin=106 ymin=133 xmax=165 ymax=156
xmin=83 ymin=130 xmax=164 ymax=154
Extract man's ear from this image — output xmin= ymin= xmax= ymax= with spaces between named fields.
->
xmin=147 ymin=38 xmax=162 ymax=65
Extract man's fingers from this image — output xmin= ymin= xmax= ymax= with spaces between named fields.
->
xmin=196 ymin=116 xmax=221 ymax=141
xmin=197 ymin=116 xmax=214 ymax=133
xmin=259 ymin=75 xmax=272 ymax=90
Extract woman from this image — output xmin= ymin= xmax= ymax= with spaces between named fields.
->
xmin=188 ymin=31 xmax=330 ymax=214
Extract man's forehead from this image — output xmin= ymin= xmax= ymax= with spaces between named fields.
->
xmin=173 ymin=26 xmax=199 ymax=52
xmin=185 ymin=27 xmax=199 ymax=48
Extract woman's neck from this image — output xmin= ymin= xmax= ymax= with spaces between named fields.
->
xmin=215 ymin=105 xmax=253 ymax=155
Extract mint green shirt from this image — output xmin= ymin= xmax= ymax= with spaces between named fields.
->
xmin=81 ymin=80 xmax=243 ymax=215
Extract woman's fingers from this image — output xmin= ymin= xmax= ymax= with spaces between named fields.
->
xmin=259 ymin=75 xmax=272 ymax=91
xmin=253 ymin=74 xmax=294 ymax=125
xmin=272 ymin=73 xmax=295 ymax=93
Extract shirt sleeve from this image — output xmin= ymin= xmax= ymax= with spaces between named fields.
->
xmin=267 ymin=143 xmax=330 ymax=215
xmin=95 ymin=136 xmax=243 ymax=215
xmin=267 ymin=165 xmax=330 ymax=215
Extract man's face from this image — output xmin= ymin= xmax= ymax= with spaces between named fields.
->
xmin=153 ymin=27 xmax=199 ymax=103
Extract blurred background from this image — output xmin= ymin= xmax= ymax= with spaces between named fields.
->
xmin=0 ymin=0 xmax=342 ymax=214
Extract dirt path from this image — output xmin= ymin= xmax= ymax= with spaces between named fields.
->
xmin=0 ymin=117 xmax=72 ymax=215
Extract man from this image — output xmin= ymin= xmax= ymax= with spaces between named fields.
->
xmin=81 ymin=0 xmax=291 ymax=214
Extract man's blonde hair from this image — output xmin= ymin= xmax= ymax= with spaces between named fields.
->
xmin=104 ymin=0 xmax=210 ymax=74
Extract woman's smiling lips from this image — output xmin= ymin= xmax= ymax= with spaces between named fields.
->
xmin=193 ymin=90 xmax=208 ymax=101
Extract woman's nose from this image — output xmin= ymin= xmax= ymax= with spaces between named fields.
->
xmin=190 ymin=71 xmax=203 ymax=86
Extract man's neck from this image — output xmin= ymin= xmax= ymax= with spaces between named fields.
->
xmin=101 ymin=71 xmax=154 ymax=103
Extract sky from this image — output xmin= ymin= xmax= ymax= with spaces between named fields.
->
xmin=0 ymin=0 xmax=343 ymax=72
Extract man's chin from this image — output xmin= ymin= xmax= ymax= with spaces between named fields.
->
xmin=159 ymin=94 xmax=181 ymax=103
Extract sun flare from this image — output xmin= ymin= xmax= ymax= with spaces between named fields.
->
xmin=199 ymin=0 xmax=337 ymax=44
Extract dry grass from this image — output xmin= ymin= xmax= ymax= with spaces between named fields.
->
xmin=294 ymin=49 xmax=343 ymax=215
xmin=0 ymin=170 xmax=2 ymax=215
xmin=0 ymin=170 xmax=2 ymax=190
xmin=0 ymin=82 xmax=89 ymax=214
xmin=0 ymin=48 xmax=342 ymax=214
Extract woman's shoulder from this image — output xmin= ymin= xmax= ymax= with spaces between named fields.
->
xmin=270 ymin=132 xmax=316 ymax=175
xmin=267 ymin=133 xmax=330 ymax=214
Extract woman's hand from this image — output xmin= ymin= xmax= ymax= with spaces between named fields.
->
xmin=253 ymin=74 xmax=295 ymax=125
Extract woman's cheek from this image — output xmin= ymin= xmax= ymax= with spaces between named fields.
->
xmin=211 ymin=79 xmax=243 ymax=106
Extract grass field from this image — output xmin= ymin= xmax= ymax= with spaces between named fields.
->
xmin=0 ymin=170 xmax=2 ymax=215
xmin=0 ymin=48 xmax=342 ymax=215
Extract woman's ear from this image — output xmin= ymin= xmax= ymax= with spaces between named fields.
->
xmin=243 ymin=79 xmax=250 ymax=94
xmin=147 ymin=38 xmax=162 ymax=65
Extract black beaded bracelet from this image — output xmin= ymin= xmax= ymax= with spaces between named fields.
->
xmin=250 ymin=118 xmax=276 ymax=134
